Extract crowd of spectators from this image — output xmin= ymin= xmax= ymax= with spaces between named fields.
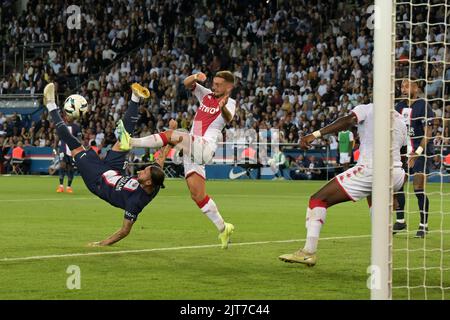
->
xmin=1 ymin=0 xmax=450 ymax=174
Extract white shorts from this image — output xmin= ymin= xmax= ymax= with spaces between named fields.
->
xmin=175 ymin=134 xmax=215 ymax=179
xmin=335 ymin=165 xmax=405 ymax=201
xmin=339 ymin=153 xmax=351 ymax=164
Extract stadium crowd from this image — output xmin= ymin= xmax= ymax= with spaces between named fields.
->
xmin=1 ymin=0 xmax=450 ymax=175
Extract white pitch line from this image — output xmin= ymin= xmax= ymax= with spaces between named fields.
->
xmin=0 ymin=234 xmax=370 ymax=262
xmin=0 ymin=194 xmax=312 ymax=202
xmin=2 ymin=195 xmax=449 ymax=203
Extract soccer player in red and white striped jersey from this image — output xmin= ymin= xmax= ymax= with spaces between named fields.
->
xmin=118 ymin=71 xmax=236 ymax=248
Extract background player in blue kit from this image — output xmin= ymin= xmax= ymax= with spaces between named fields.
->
xmin=394 ymin=78 xmax=435 ymax=238
xmin=43 ymin=82 xmax=179 ymax=246
xmin=56 ymin=117 xmax=80 ymax=193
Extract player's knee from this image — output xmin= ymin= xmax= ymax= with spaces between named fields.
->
xmin=190 ymin=192 xmax=204 ymax=204
xmin=308 ymin=196 xmax=328 ymax=209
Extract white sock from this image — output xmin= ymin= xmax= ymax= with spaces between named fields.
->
xmin=131 ymin=133 xmax=166 ymax=148
xmin=304 ymin=207 xmax=327 ymax=254
xmin=199 ymin=196 xmax=225 ymax=232
xmin=46 ymin=102 xmax=57 ymax=112
xmin=396 ymin=219 xmax=405 ymax=223
xmin=131 ymin=93 xmax=140 ymax=103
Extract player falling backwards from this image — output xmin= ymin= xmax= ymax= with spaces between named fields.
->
xmin=117 ymin=71 xmax=235 ymax=249
xmin=279 ymin=103 xmax=408 ymax=266
xmin=44 ymin=82 xmax=176 ymax=246
xmin=393 ymin=78 xmax=435 ymax=238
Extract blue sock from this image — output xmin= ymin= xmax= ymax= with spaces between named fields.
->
xmin=415 ymin=189 xmax=429 ymax=226
xmin=396 ymin=187 xmax=405 ymax=221
xmin=50 ymin=110 xmax=82 ymax=150
xmin=123 ymin=100 xmax=140 ymax=134
xmin=67 ymin=167 xmax=74 ymax=187
xmin=59 ymin=167 xmax=65 ymax=185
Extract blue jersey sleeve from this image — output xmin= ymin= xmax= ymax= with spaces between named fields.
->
xmin=124 ymin=210 xmax=140 ymax=222
xmin=424 ymin=103 xmax=434 ymax=126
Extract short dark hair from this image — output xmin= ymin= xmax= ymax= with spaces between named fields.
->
xmin=215 ymin=70 xmax=235 ymax=85
xmin=150 ymin=164 xmax=165 ymax=189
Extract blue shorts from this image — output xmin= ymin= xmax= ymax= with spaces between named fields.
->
xmin=74 ymin=149 xmax=128 ymax=194
xmin=410 ymin=155 xmax=432 ymax=175
xmin=60 ymin=154 xmax=75 ymax=166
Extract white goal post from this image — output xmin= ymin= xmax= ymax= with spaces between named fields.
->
xmin=372 ymin=0 xmax=395 ymax=300
xmin=373 ymin=0 xmax=450 ymax=300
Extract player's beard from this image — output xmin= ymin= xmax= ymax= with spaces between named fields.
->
xmin=213 ymin=92 xmax=225 ymax=98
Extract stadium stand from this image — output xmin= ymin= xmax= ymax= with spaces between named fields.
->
xmin=1 ymin=0 xmax=449 ymax=178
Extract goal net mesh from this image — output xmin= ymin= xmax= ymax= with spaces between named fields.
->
xmin=392 ymin=0 xmax=450 ymax=299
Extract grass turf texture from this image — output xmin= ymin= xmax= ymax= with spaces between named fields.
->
xmin=0 ymin=176 xmax=449 ymax=300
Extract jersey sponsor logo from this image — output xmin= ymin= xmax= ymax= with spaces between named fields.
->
xmin=102 ymin=170 xmax=121 ymax=186
xmin=115 ymin=176 xmax=132 ymax=191
xmin=123 ymin=179 xmax=139 ymax=191
xmin=114 ymin=176 xmax=139 ymax=191
xmin=198 ymin=104 xmax=220 ymax=115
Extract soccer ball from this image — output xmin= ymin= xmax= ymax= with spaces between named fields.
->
xmin=63 ymin=94 xmax=88 ymax=120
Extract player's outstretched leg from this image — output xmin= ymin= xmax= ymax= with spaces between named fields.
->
xmin=57 ymin=164 xmax=66 ymax=193
xmin=123 ymin=83 xmax=150 ymax=134
xmin=278 ymin=178 xmax=352 ymax=266
xmin=44 ymin=83 xmax=83 ymax=151
xmin=117 ymin=82 xmax=183 ymax=152
xmin=66 ymin=165 xmax=74 ymax=193
xmin=186 ymin=173 xmax=234 ymax=249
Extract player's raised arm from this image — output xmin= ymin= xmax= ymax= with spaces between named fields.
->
xmin=88 ymin=218 xmax=134 ymax=247
xmin=155 ymin=145 xmax=172 ymax=169
xmin=300 ymin=113 xmax=358 ymax=150
xmin=183 ymin=72 xmax=207 ymax=89
xmin=219 ymin=92 xmax=233 ymax=124
xmin=154 ymin=119 xmax=178 ymax=168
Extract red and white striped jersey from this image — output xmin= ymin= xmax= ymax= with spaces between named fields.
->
xmin=191 ymin=83 xmax=236 ymax=147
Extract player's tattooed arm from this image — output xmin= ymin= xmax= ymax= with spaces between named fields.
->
xmin=300 ymin=114 xmax=357 ymax=150
xmin=88 ymin=218 xmax=134 ymax=247
xmin=155 ymin=145 xmax=172 ymax=169
xmin=154 ymin=119 xmax=178 ymax=168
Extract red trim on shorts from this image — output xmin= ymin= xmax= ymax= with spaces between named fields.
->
xmin=185 ymin=170 xmax=206 ymax=180
xmin=334 ymin=177 xmax=356 ymax=202
xmin=309 ymin=199 xmax=328 ymax=209
xmin=196 ymin=195 xmax=210 ymax=208
xmin=158 ymin=132 xmax=168 ymax=145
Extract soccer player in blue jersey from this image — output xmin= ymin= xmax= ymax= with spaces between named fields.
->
xmin=56 ymin=117 xmax=80 ymax=193
xmin=43 ymin=82 xmax=178 ymax=246
xmin=394 ymin=78 xmax=435 ymax=238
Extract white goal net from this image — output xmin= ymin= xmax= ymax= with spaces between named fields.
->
xmin=391 ymin=0 xmax=450 ymax=300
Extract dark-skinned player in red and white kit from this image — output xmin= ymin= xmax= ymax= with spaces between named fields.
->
xmin=279 ymin=103 xmax=408 ymax=266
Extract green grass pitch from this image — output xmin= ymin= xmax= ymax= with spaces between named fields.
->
xmin=0 ymin=176 xmax=449 ymax=300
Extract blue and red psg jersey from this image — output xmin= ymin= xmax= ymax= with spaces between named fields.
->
xmin=395 ymin=99 xmax=434 ymax=155
xmin=97 ymin=170 xmax=161 ymax=221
